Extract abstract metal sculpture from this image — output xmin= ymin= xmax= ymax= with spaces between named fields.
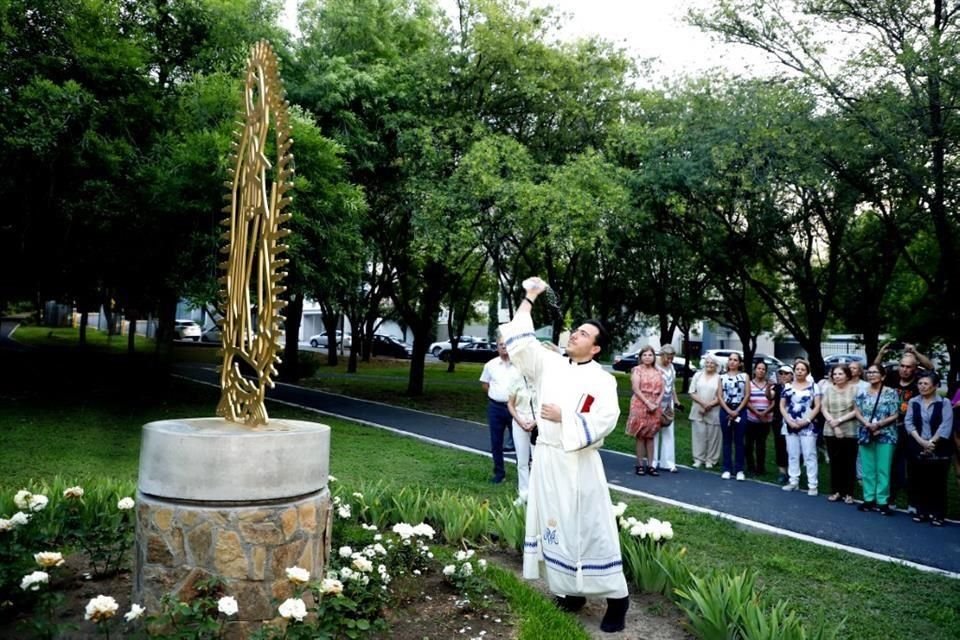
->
xmin=216 ymin=40 xmax=294 ymax=426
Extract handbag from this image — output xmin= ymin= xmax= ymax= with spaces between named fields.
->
xmin=525 ymin=376 xmax=539 ymax=446
xmin=660 ymin=406 xmax=675 ymax=426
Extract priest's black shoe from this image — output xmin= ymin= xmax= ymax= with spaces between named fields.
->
xmin=600 ymin=596 xmax=629 ymax=633
xmin=553 ymin=595 xmax=586 ymax=612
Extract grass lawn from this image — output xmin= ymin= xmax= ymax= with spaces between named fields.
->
xmin=1 ymin=346 xmax=959 ymax=638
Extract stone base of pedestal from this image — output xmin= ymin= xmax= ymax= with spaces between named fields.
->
xmin=134 ymin=418 xmax=331 ymax=636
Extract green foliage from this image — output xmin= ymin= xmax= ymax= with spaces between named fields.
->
xmin=149 ymin=575 xmax=229 ymax=640
xmin=488 ymin=500 xmax=525 ymax=552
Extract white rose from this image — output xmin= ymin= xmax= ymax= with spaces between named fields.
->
xmin=662 ymin=523 xmax=674 ymax=540
xmin=34 ymin=552 xmax=65 ymax=568
xmin=373 ymin=543 xmax=387 ymax=556
xmin=478 ymin=559 xmax=488 ymax=570
xmin=339 ymin=567 xmax=354 ymax=579
xmin=28 ymin=494 xmax=49 ymax=512
xmin=277 ymin=598 xmax=307 ymax=622
xmin=392 ymin=523 xmax=414 ymax=539
xmin=612 ymin=502 xmax=628 ymax=518
xmin=217 ymin=596 xmax=238 ymax=616
xmin=117 ymin=497 xmax=135 ymax=510
xmin=84 ymin=595 xmax=119 ymax=622
xmin=20 ymin=571 xmax=49 ymax=591
xmin=63 ymin=486 xmax=85 ymax=499
xmin=14 ymin=489 xmax=32 ymax=510
xmin=124 ymin=603 xmax=146 ymax=622
xmin=412 ymin=523 xmax=435 ymax=538
xmin=361 ymin=523 xmax=378 ymax=531
xmin=338 ymin=546 xmax=353 ymax=559
xmin=286 ymin=566 xmax=310 ymax=584
xmin=629 ymin=523 xmax=647 ymax=538
xmin=337 ymin=505 xmax=351 ymax=519
xmin=320 ymin=578 xmax=344 ymax=595
xmin=442 ymin=565 xmax=456 ymax=576
xmin=460 ymin=562 xmax=473 ymax=576
xmin=0 ymin=519 xmax=12 ymax=532
xmin=373 ymin=534 xmax=382 ymax=541
xmin=352 ymin=557 xmax=373 ymax=573
xmin=11 ymin=512 xmax=30 ymax=526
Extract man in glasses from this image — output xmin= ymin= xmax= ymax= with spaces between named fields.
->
xmin=873 ymin=342 xmax=934 ymax=509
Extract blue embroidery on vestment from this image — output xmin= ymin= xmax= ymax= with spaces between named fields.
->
xmin=577 ymin=413 xmax=593 ymax=446
xmin=541 ymin=550 xmax=623 ymax=574
xmin=543 ymin=527 xmax=559 ymax=545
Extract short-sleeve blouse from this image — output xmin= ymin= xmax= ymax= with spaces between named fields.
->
xmin=719 ymin=373 xmax=747 ymax=407
xmin=855 ymin=386 xmax=899 ymax=444
xmin=781 ymin=382 xmax=821 ymax=436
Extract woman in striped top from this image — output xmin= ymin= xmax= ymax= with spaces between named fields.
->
xmin=745 ymin=361 xmax=774 ymax=476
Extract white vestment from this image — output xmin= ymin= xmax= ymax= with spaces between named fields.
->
xmin=501 ymin=312 xmax=628 ymax=597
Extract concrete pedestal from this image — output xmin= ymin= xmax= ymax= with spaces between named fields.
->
xmin=134 ymin=418 xmax=331 ymax=636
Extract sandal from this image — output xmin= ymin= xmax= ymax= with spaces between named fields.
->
xmin=931 ymin=518 xmax=944 ymax=527
xmin=843 ymin=495 xmax=855 ymax=505
xmin=635 ymin=465 xmax=646 ymax=476
xmin=647 ymin=467 xmax=660 ymax=477
xmin=827 ymin=493 xmax=841 ymax=502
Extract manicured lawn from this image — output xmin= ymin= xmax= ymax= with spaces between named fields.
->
xmin=2 ymin=348 xmax=959 ymax=638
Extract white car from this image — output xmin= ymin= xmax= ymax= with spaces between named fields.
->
xmin=309 ymin=330 xmax=352 ymax=349
xmin=428 ymin=336 xmax=482 ymax=357
xmin=173 ymin=319 xmax=202 ymax=341
xmin=702 ymin=349 xmax=783 ymax=380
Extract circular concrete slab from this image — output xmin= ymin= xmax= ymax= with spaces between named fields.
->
xmin=138 ymin=418 xmax=330 ymax=501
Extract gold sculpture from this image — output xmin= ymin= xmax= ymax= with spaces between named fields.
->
xmin=216 ymin=40 xmax=294 ymax=426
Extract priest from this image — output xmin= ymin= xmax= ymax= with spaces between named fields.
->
xmin=500 ymin=276 xmax=629 ymax=633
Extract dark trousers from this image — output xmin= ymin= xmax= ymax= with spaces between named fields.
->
xmin=890 ymin=425 xmax=909 ymax=503
xmin=773 ymin=419 xmax=788 ymax=468
xmin=720 ymin=409 xmax=747 ymax=474
xmin=826 ymin=437 xmax=858 ymax=497
xmin=745 ymin=420 xmax=770 ymax=474
xmin=908 ymin=457 xmax=950 ymax=519
xmin=487 ymin=400 xmax=512 ymax=480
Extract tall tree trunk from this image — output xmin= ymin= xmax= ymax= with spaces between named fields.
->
xmin=281 ymin=294 xmax=304 ymax=382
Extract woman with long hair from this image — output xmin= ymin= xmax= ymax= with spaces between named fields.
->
xmin=780 ymin=359 xmax=822 ymax=495
xmin=745 ymin=361 xmax=774 ymax=476
xmin=717 ymin=353 xmax=749 ymax=480
xmin=625 ymin=346 xmax=664 ymax=476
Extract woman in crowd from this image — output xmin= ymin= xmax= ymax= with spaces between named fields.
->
xmin=507 ymin=372 xmax=537 ymax=505
xmin=688 ymin=354 xmax=722 ymax=468
xmin=780 ymin=359 xmax=822 ymax=495
xmin=821 ymin=364 xmax=859 ymax=503
xmin=745 ymin=361 xmax=774 ymax=476
xmin=905 ymin=371 xmax=954 ymax=526
xmin=717 ymin=353 xmax=749 ymax=481
xmin=854 ymin=363 xmax=899 ymax=515
xmin=626 ymin=346 xmax=664 ymax=476
xmin=772 ymin=366 xmax=793 ymax=484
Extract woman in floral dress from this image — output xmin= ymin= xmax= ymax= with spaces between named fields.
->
xmin=626 ymin=346 xmax=664 ymax=476
xmin=854 ymin=363 xmax=899 ymax=515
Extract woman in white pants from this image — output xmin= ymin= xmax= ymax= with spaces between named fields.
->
xmin=507 ymin=373 xmax=537 ymax=505
xmin=780 ymin=359 xmax=822 ymax=495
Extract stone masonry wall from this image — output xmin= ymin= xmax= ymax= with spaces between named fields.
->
xmin=134 ymin=489 xmax=332 ymax=636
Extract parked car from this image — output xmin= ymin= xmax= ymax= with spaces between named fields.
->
xmin=371 ymin=334 xmax=412 ymax=359
xmin=823 ymin=353 xmax=867 ymax=368
xmin=701 ymin=349 xmax=784 ymax=380
xmin=612 ymin=350 xmax=695 ymax=375
xmin=201 ymin=326 xmax=222 ymax=343
xmin=437 ymin=341 xmax=499 ymax=363
xmin=428 ymin=336 xmax=482 ymax=357
xmin=173 ymin=319 xmax=202 ymax=341
xmin=309 ymin=330 xmax=352 ymax=349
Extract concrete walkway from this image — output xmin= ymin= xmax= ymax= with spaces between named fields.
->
xmin=174 ymin=362 xmax=960 ymax=578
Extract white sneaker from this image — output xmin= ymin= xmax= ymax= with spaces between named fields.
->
xmin=807 ymin=488 xmax=818 ymax=496
xmin=782 ymin=483 xmax=798 ymax=492
xmin=692 ymin=461 xmax=703 ymax=468
xmin=721 ymin=471 xmax=731 ymax=480
xmin=736 ymin=472 xmax=745 ymax=481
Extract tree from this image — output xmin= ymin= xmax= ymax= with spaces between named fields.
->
xmin=691 ymin=0 xmax=960 ymax=384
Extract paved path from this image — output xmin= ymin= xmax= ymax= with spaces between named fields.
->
xmin=174 ymin=362 xmax=960 ymax=578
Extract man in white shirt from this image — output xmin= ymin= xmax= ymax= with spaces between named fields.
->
xmin=480 ymin=339 xmax=520 ymax=483
xmin=501 ymin=277 xmax=630 ymax=634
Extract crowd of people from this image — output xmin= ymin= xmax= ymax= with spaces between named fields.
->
xmin=627 ymin=344 xmax=958 ymax=525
